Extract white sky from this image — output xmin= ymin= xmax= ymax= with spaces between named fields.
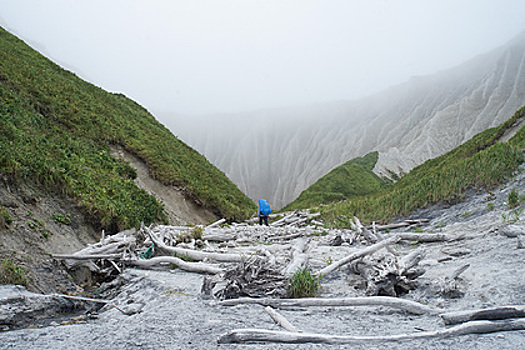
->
xmin=1 ymin=0 xmax=525 ymax=115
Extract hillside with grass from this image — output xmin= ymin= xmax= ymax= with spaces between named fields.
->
xmin=320 ymin=106 xmax=525 ymax=226
xmin=284 ymin=151 xmax=392 ymax=210
xmin=0 ymin=26 xmax=256 ymax=231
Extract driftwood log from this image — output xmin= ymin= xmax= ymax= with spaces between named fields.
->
xmin=129 ymin=256 xmax=223 ymax=275
xmin=218 ymin=318 xmax=525 ymax=344
xmin=217 ymin=296 xmax=436 ymax=315
xmin=265 ymin=306 xmax=301 ymax=333
xmin=440 ymin=305 xmax=525 ymax=325
xmin=317 ymin=235 xmax=401 ymax=276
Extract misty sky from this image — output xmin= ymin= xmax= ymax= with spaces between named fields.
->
xmin=1 ymin=1 xmax=525 ymax=115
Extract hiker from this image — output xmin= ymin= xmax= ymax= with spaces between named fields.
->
xmin=258 ymin=199 xmax=271 ymax=226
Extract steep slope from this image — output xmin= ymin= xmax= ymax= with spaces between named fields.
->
xmin=284 ymin=151 xmax=391 ymax=210
xmin=0 ymin=26 xmax=255 ymax=231
xmin=164 ymin=30 xmax=525 ymax=209
xmin=321 ymin=106 xmax=525 ymax=225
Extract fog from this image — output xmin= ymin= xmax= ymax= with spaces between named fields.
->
xmin=1 ymin=0 xmax=525 ymax=116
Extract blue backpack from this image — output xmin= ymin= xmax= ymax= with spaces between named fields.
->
xmin=258 ymin=199 xmax=272 ymax=216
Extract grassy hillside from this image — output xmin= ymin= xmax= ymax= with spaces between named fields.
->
xmin=284 ymin=151 xmax=391 ymax=210
xmin=0 ymin=26 xmax=256 ymax=231
xmin=321 ymin=106 xmax=525 ymax=226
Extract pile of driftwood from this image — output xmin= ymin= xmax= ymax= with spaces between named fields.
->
xmin=50 ymin=210 xmax=525 ymax=344
xmin=52 ymin=211 xmax=457 ymax=299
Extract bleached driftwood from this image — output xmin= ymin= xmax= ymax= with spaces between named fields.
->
xmin=143 ymin=225 xmax=243 ymax=262
xmin=218 ymin=296 xmax=436 ymax=315
xmin=265 ymin=306 xmax=301 ymax=333
xmin=218 ymin=318 xmax=525 ymax=344
xmin=440 ymin=305 xmax=525 ymax=325
xmin=398 ymin=233 xmax=450 ymax=242
xmin=317 ymin=235 xmax=401 ymax=276
xmin=129 ymin=256 xmax=223 ymax=275
xmin=205 ymin=218 xmax=226 ymax=230
xmin=372 ymin=219 xmax=430 ymax=231
xmin=52 ymin=254 xmax=122 ymax=260
xmin=213 ymin=256 xmax=288 ymax=299
xmin=283 ymin=238 xmax=309 ymax=277
xmin=52 ymin=294 xmax=133 ymax=315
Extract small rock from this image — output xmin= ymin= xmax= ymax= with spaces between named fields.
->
xmin=501 ymin=225 xmax=525 ymax=238
xmin=49 ymin=321 xmax=59 ymax=327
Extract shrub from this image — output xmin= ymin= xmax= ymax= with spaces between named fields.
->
xmin=0 ymin=259 xmax=31 ymax=286
xmin=287 ymin=268 xmax=320 ymax=298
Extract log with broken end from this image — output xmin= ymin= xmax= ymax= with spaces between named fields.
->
xmin=440 ymin=305 xmax=525 ymax=325
xmin=265 ymin=306 xmax=301 ymax=333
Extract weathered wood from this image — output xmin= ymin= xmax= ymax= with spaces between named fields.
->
xmin=218 ymin=296 xmax=436 ymax=315
xmin=218 ymin=318 xmax=525 ymax=344
xmin=440 ymin=305 xmax=525 ymax=325
xmin=52 ymin=293 xmax=132 ymax=315
xmin=52 ymin=254 xmax=122 ymax=260
xmin=284 ymin=238 xmax=308 ymax=277
xmin=265 ymin=306 xmax=301 ymax=333
xmin=201 ymin=233 xmax=237 ymax=242
xmin=317 ymin=235 xmax=401 ymax=276
xmin=129 ymin=256 xmax=223 ymax=275
xmin=143 ymin=225 xmax=243 ymax=262
xmin=205 ymin=218 xmax=226 ymax=230
xmin=398 ymin=233 xmax=450 ymax=242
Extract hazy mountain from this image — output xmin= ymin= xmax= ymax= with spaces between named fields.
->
xmin=161 ymin=31 xmax=525 ymax=209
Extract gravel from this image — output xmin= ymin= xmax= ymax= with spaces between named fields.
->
xmin=1 ymin=176 xmax=524 ymax=349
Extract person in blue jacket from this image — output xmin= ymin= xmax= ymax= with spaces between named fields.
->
xmin=258 ymin=199 xmax=272 ymax=226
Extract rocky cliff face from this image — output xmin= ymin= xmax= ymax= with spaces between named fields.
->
xmin=163 ymin=31 xmax=525 ymax=209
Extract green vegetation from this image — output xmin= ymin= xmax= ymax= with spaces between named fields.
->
xmin=27 ymin=218 xmax=51 ymax=238
xmin=287 ymin=268 xmax=321 ymax=298
xmin=284 ymin=151 xmax=391 ymax=210
xmin=53 ymin=212 xmax=71 ymax=225
xmin=0 ymin=206 xmax=12 ymax=227
xmin=0 ymin=259 xmax=31 ymax=286
xmin=321 ymin=106 xmax=525 ymax=226
xmin=0 ymin=26 xmax=255 ymax=231
xmin=507 ymin=189 xmax=520 ymax=209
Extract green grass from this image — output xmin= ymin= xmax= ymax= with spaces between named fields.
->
xmin=284 ymin=151 xmax=391 ymax=210
xmin=0 ymin=26 xmax=256 ymax=231
xmin=0 ymin=259 xmax=31 ymax=286
xmin=320 ymin=106 xmax=525 ymax=227
xmin=287 ymin=268 xmax=321 ymax=298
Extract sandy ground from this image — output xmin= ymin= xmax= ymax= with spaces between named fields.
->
xmin=1 ymin=175 xmax=524 ymax=349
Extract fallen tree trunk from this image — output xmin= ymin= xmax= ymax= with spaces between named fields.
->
xmin=317 ymin=235 xmax=401 ymax=276
xmin=440 ymin=305 xmax=525 ymax=325
xmin=217 ymin=296 xmax=436 ymax=315
xmin=143 ymin=225 xmax=243 ymax=262
xmin=398 ymin=233 xmax=450 ymax=242
xmin=52 ymin=254 xmax=122 ymax=260
xmin=218 ymin=318 xmax=525 ymax=344
xmin=129 ymin=256 xmax=223 ymax=275
xmin=265 ymin=306 xmax=301 ymax=333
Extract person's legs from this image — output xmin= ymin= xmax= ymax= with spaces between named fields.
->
xmin=263 ymin=216 xmax=269 ymax=226
xmin=259 ymin=216 xmax=263 ymax=225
